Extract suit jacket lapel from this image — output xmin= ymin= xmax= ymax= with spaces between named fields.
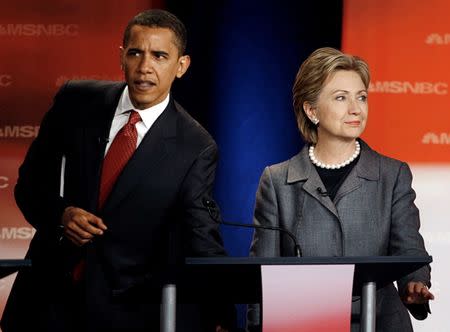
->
xmin=287 ymin=140 xmax=380 ymax=220
xmin=287 ymin=147 xmax=339 ymax=218
xmin=334 ymin=140 xmax=379 ymax=205
xmin=101 ymin=98 xmax=177 ymax=212
xmin=83 ymin=82 xmax=126 ymax=212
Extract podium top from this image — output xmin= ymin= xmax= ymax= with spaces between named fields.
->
xmin=181 ymin=256 xmax=432 ymax=302
xmin=0 ymin=259 xmax=31 ymax=279
xmin=186 ymin=255 xmax=432 ymax=266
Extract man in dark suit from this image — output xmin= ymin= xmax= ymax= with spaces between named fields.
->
xmin=1 ymin=9 xmax=230 ymax=332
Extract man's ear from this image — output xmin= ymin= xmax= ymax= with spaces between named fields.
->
xmin=176 ymin=55 xmax=191 ymax=78
xmin=119 ymin=46 xmax=125 ymax=71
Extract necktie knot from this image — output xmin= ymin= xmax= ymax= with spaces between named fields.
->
xmin=128 ymin=110 xmax=141 ymax=125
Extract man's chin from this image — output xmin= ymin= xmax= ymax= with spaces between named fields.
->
xmin=129 ymin=96 xmax=158 ymax=110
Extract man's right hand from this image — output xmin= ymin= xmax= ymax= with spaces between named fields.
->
xmin=61 ymin=206 xmax=107 ymax=246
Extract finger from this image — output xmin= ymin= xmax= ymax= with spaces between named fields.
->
xmin=406 ymin=282 xmax=426 ymax=296
xmin=65 ymin=226 xmax=92 ymax=243
xmin=421 ymin=288 xmax=435 ymax=300
xmin=404 ymin=295 xmax=415 ymax=304
xmin=403 ymin=286 xmax=421 ymax=304
xmin=409 ymin=282 xmax=423 ymax=294
xmin=407 ymin=290 xmax=434 ymax=304
xmin=414 ymin=282 xmax=426 ymax=294
xmin=69 ymin=213 xmax=104 ymax=236
xmin=416 ymin=283 xmax=430 ymax=297
xmin=88 ymin=215 xmax=107 ymax=231
xmin=66 ymin=220 xmax=96 ymax=239
xmin=405 ymin=283 xmax=416 ymax=297
xmin=62 ymin=207 xmax=106 ymax=232
xmin=73 ymin=212 xmax=106 ymax=234
xmin=64 ymin=209 xmax=89 ymax=229
xmin=79 ymin=219 xmax=105 ymax=236
xmin=64 ymin=228 xmax=91 ymax=247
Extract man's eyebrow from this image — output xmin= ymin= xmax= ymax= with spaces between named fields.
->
xmin=151 ymin=50 xmax=169 ymax=57
xmin=126 ymin=47 xmax=142 ymax=53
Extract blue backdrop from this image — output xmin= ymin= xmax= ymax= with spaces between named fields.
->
xmin=170 ymin=0 xmax=343 ymax=256
xmin=168 ymin=0 xmax=343 ymax=327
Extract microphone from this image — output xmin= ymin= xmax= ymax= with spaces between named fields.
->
xmin=98 ymin=136 xmax=110 ymax=145
xmin=202 ymin=198 xmax=302 ymax=257
xmin=317 ymin=187 xmax=329 ymax=197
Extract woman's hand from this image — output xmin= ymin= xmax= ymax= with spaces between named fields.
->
xmin=401 ymin=281 xmax=435 ymax=304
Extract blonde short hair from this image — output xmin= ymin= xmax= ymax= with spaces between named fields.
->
xmin=292 ymin=47 xmax=370 ymax=144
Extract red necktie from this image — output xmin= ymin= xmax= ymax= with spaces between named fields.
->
xmin=98 ymin=110 xmax=141 ymax=209
xmin=72 ymin=111 xmax=141 ymax=283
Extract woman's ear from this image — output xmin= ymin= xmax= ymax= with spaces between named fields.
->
xmin=303 ymin=102 xmax=319 ymax=125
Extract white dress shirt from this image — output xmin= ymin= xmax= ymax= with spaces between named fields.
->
xmin=104 ymin=86 xmax=170 ymax=155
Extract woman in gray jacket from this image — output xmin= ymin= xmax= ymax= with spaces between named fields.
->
xmin=248 ymin=47 xmax=434 ymax=332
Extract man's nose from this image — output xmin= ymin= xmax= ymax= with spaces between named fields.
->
xmin=137 ymin=55 xmax=153 ymax=73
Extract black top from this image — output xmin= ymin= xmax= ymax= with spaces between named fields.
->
xmin=314 ymin=154 xmax=360 ymax=200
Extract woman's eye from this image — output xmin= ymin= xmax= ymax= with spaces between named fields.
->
xmin=358 ymin=95 xmax=368 ymax=102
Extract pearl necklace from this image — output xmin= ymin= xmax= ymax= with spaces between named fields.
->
xmin=309 ymin=141 xmax=361 ymax=169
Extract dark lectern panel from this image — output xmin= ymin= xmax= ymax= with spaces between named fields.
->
xmin=0 ymin=259 xmax=31 ymax=279
xmin=181 ymin=256 xmax=432 ymax=302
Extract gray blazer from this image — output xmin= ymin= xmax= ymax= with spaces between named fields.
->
xmin=248 ymin=140 xmax=431 ymax=332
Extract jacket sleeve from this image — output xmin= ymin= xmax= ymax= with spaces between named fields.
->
xmin=389 ymin=162 xmax=431 ymax=319
xmin=250 ymin=166 xmax=280 ymax=257
xmin=247 ymin=166 xmax=280 ymax=331
xmin=179 ymin=142 xmax=227 ymax=257
xmin=14 ymin=83 xmax=70 ymax=235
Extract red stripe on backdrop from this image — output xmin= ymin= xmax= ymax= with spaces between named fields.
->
xmin=0 ymin=0 xmax=162 ymax=322
xmin=0 ymin=0 xmax=161 ymax=123
xmin=342 ymin=0 xmax=450 ymax=163
xmin=342 ymin=2 xmax=450 ymax=331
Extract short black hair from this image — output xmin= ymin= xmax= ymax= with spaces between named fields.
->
xmin=123 ymin=9 xmax=187 ymax=55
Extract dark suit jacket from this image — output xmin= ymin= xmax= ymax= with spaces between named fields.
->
xmin=248 ymin=140 xmax=431 ymax=332
xmin=1 ymin=80 xmax=227 ymax=332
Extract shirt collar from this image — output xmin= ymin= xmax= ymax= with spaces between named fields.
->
xmin=116 ymin=86 xmax=170 ymax=128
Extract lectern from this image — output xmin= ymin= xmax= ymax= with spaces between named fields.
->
xmin=0 ymin=259 xmax=31 ymax=279
xmin=161 ymin=256 xmax=431 ymax=332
